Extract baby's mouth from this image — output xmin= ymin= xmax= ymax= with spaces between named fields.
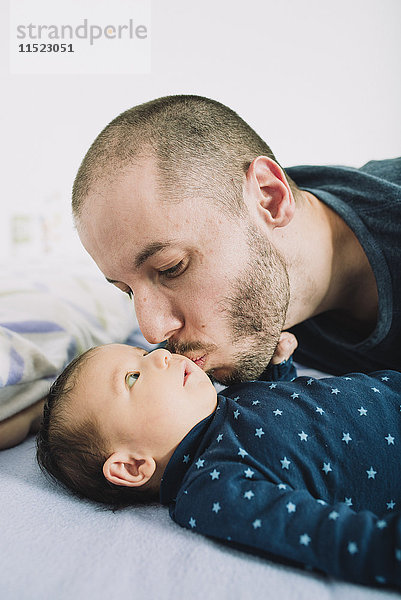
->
xmin=182 ymin=359 xmax=194 ymax=386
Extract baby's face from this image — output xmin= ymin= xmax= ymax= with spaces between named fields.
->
xmin=72 ymin=344 xmax=217 ymax=462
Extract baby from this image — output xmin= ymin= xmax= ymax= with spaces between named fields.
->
xmin=36 ymin=343 xmax=401 ymax=590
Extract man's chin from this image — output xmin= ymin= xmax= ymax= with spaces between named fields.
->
xmin=207 ymin=366 xmax=243 ymax=387
xmin=208 ymin=354 xmax=273 ymax=386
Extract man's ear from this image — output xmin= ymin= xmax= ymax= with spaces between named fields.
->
xmin=103 ymin=451 xmax=156 ymax=488
xmin=246 ymin=156 xmax=295 ymax=228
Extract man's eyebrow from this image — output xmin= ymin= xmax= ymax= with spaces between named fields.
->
xmin=133 ymin=241 xmax=175 ymax=269
xmin=104 ymin=241 xmax=177 ymax=284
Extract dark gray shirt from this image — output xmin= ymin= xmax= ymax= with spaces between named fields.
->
xmin=286 ymin=158 xmax=401 ymax=374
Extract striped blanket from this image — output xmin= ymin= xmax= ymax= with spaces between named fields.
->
xmin=0 ymin=257 xmax=139 ymax=421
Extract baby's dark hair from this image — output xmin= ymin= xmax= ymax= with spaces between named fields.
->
xmin=36 ymin=347 xmax=158 ymax=509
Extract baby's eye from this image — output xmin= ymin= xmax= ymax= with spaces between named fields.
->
xmin=126 ymin=372 xmax=139 ymax=388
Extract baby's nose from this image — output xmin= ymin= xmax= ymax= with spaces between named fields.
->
xmin=149 ymin=348 xmax=172 ymax=369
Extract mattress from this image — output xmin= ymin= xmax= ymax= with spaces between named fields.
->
xmin=0 ymin=436 xmax=398 ymax=600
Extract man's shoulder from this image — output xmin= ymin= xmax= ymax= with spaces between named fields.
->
xmin=359 ymin=157 xmax=401 ymax=185
xmin=286 ymin=158 xmax=401 ymax=192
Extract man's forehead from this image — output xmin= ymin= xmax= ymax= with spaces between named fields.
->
xmin=84 ymin=176 xmax=197 ymax=234
xmin=80 ymin=187 xmax=190 ymax=255
xmin=78 ymin=163 xmax=234 ymax=276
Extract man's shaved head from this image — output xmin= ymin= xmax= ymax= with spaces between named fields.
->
xmin=72 ymin=94 xmax=298 ymax=220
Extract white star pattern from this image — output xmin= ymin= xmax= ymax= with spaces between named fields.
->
xmin=233 ymin=396 xmax=240 ymax=402
xmin=286 ymin=501 xmax=296 ymax=513
xmin=299 ymin=533 xmax=311 ymax=546
xmin=344 ymin=377 xmax=352 ymax=380
xmin=366 ymin=467 xmax=377 ymax=479
xmin=322 ymin=462 xmax=332 ymax=474
xmin=174 ymin=366 xmax=401 ymax=577
xmin=280 ymin=457 xmax=291 ymax=470
xmin=381 ymin=376 xmax=389 ymax=381
xmin=348 ymin=542 xmax=358 ymax=555
xmin=244 ymin=490 xmax=255 ymax=500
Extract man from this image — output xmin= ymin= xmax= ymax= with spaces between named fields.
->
xmin=72 ymin=94 xmax=401 ymax=383
xmin=1 ymin=94 xmax=399 ymax=449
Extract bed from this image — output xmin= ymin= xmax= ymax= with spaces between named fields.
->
xmin=0 ymin=258 xmax=399 ymax=599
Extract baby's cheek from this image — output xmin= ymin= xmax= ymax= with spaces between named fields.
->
xmin=151 ymin=410 xmax=177 ymax=440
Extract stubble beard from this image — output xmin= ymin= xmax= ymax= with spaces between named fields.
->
xmin=210 ymin=224 xmax=290 ymax=385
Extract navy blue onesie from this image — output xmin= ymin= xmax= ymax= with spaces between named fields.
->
xmin=160 ymin=366 xmax=401 ymax=589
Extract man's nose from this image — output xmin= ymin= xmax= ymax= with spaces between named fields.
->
xmin=134 ymin=292 xmax=183 ymax=345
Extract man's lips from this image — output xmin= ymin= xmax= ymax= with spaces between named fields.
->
xmin=190 ymin=354 xmax=207 ymax=369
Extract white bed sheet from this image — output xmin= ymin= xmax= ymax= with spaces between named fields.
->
xmin=0 ymin=437 xmax=398 ymax=600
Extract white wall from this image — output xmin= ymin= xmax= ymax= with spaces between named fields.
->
xmin=1 ymin=0 xmax=400 ymax=259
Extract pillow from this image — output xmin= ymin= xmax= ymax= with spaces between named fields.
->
xmin=0 ymin=257 xmax=140 ymax=421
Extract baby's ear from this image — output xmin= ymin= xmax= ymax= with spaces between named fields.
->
xmin=103 ymin=452 xmax=156 ymax=488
